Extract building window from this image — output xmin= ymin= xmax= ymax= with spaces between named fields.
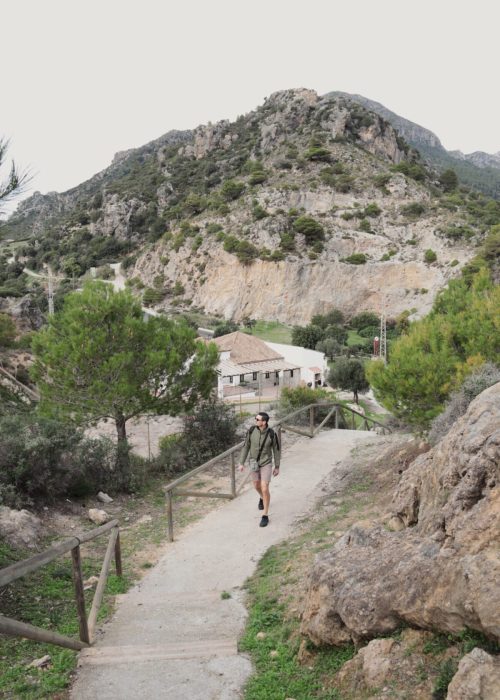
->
xmin=265 ymin=372 xmax=269 ymax=379
xmin=229 ymin=376 xmax=233 ymax=384
xmin=275 ymin=371 xmax=279 ymax=378
xmin=240 ymin=374 xmax=245 ymax=382
xmin=290 ymin=369 xmax=294 ymax=378
xmin=253 ymin=372 xmax=257 ymax=380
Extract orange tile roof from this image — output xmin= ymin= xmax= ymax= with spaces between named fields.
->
xmin=211 ymin=331 xmax=283 ymax=364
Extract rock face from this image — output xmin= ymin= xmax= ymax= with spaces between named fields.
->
xmin=4 ymin=88 xmax=481 ymax=325
xmin=0 ymin=506 xmax=42 ymax=549
xmin=301 ymin=383 xmax=500 ymax=646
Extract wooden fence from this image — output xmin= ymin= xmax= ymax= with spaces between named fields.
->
xmin=0 ymin=520 xmax=122 ymax=650
xmin=164 ymin=401 xmax=389 ymax=541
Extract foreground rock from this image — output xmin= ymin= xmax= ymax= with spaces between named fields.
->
xmin=447 ymin=648 xmax=500 ymax=700
xmin=88 ymin=508 xmax=110 ymax=525
xmin=0 ymin=506 xmax=41 ymax=549
xmin=301 ymin=383 xmax=500 ymax=645
xmin=335 ymin=629 xmax=437 ymax=699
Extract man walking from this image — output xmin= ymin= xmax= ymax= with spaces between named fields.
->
xmin=238 ymin=412 xmax=280 ymax=527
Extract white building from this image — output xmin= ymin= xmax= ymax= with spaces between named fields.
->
xmin=266 ymin=342 xmax=329 ymax=387
xmin=208 ymin=332 xmax=301 ymax=399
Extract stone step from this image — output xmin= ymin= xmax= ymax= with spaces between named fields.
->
xmin=79 ymin=638 xmax=238 ymax=666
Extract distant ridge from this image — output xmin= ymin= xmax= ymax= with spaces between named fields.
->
xmin=327 ymin=91 xmax=500 ymax=199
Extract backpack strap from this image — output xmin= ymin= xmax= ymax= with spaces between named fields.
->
xmin=270 ymin=428 xmax=280 ymax=451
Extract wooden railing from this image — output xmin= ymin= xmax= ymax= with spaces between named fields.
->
xmin=0 ymin=520 xmax=122 ymax=650
xmin=164 ymin=401 xmax=389 ymax=541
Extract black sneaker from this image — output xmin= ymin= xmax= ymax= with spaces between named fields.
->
xmin=259 ymin=515 xmax=269 ymax=527
xmin=258 ymin=498 xmax=264 ymax=510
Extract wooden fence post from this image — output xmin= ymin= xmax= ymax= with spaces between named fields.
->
xmin=114 ymin=531 xmax=123 ymax=576
xmin=309 ymin=406 xmax=314 ymax=436
xmin=166 ymin=490 xmax=174 ymax=542
xmin=71 ymin=545 xmax=90 ymax=645
xmin=230 ymin=453 xmax=236 ymax=498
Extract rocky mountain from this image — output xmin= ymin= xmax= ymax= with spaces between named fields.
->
xmin=449 ymin=148 xmax=500 ymax=169
xmin=2 ymin=88 xmax=499 ymax=325
xmin=330 ymin=91 xmax=500 ymax=199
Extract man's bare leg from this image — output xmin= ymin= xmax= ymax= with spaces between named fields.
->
xmin=261 ymin=481 xmax=270 ymax=516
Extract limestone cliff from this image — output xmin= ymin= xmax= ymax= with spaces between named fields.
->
xmin=3 ymin=88 xmax=495 ymax=324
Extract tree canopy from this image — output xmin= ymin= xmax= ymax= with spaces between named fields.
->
xmin=0 ymin=138 xmax=31 ymax=212
xmin=31 ymin=282 xmax=219 ymax=472
xmin=367 ymin=269 xmax=500 ymax=429
xmin=328 ymin=358 xmax=369 ymax=403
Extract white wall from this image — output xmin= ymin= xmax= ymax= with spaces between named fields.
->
xmin=266 ymin=343 xmax=328 ymax=387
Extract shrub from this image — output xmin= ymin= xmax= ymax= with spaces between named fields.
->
xmin=143 ymin=287 xmax=164 ymax=305
xmin=373 ymin=173 xmax=391 ymax=191
xmin=206 ymin=222 xmax=223 ymax=234
xmin=278 ymin=386 xmax=331 ymax=424
xmin=316 ymin=337 xmax=342 ymax=359
xmin=359 ymin=218 xmax=372 ymax=233
xmin=402 ymin=202 xmax=426 ymax=218
xmin=440 ymin=225 xmax=474 ymax=240
xmin=428 ymin=363 xmax=500 ymax=444
xmin=439 ymin=168 xmax=458 ymax=192
xmin=391 ymin=160 xmax=427 ymax=181
xmin=252 ymin=203 xmax=269 ymax=220
xmin=172 ymin=281 xmax=185 ymax=296
xmin=221 ymin=179 xmax=245 ymax=201
xmin=0 ymin=415 xmax=120 ymax=504
xmin=280 ymin=231 xmax=296 ymax=252
xmin=213 ymin=320 xmax=239 ymax=337
xmin=343 ymin=253 xmax=367 ymax=265
xmin=0 ymin=313 xmax=16 ymax=349
xmin=293 ymin=216 xmax=324 ymax=242
xmin=157 ymin=400 xmax=237 ymax=474
xmin=350 ymin=312 xmax=379 ymax=330
xmin=424 ymin=249 xmax=437 ymax=263
xmin=363 ymin=203 xmax=382 ymax=217
xmin=235 ymin=240 xmax=259 ymax=264
xmin=335 ymin=174 xmax=355 ymax=192
xmin=304 ymin=145 xmax=331 ymax=162
xmin=249 ymin=170 xmax=267 ymax=185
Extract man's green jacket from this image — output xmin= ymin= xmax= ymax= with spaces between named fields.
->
xmin=239 ymin=426 xmax=280 ymax=468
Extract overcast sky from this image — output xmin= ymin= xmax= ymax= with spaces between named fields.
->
xmin=2 ymin=0 xmax=499 ymax=210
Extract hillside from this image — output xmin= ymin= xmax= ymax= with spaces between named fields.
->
xmin=2 ymin=88 xmax=499 ymax=325
xmin=330 ymin=91 xmax=500 ymax=199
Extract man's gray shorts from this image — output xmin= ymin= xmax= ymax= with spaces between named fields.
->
xmin=250 ymin=463 xmax=273 ymax=483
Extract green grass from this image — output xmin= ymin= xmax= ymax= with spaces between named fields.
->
xmin=240 ymin=536 xmax=356 ymax=700
xmin=346 ymin=330 xmax=365 ymax=347
xmin=0 ymin=538 xmax=132 ymax=698
xmin=250 ymin=320 xmax=293 ymax=344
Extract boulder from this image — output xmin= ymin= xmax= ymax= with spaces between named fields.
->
xmin=447 ymin=648 xmax=500 ymax=700
xmin=0 ymin=506 xmax=41 ymax=549
xmin=301 ymin=383 xmax=500 ymax=645
xmin=88 ymin=508 xmax=110 ymax=525
xmin=97 ymin=491 xmax=113 ymax=504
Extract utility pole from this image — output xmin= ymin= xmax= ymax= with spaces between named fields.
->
xmin=379 ymin=295 xmax=387 ymax=363
xmin=48 ymin=271 xmax=55 ymax=316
